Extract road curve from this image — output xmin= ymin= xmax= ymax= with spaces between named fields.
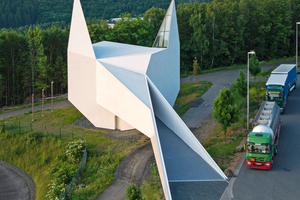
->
xmin=0 ymin=161 xmax=35 ymax=200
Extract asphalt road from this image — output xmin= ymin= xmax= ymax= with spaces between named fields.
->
xmin=229 ymin=76 xmax=300 ymax=200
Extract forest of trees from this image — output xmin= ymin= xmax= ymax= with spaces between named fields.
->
xmin=0 ymin=0 xmax=214 ymax=29
xmin=1 ymin=0 xmax=300 ymax=108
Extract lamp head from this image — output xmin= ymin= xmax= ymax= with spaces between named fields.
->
xmin=297 ymin=22 xmax=300 ymax=25
xmin=248 ymin=51 xmax=255 ymax=55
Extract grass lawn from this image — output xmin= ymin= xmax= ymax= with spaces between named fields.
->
xmin=254 ymin=67 xmax=275 ymax=78
xmin=175 ymin=81 xmax=212 ymax=116
xmin=0 ymin=130 xmax=74 ymax=200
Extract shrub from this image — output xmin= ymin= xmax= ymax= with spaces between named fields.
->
xmin=46 ymin=162 xmax=78 ymax=200
xmin=141 ymin=163 xmax=161 ymax=200
xmin=249 ymin=87 xmax=265 ymax=101
xmin=0 ymin=123 xmax=4 ymax=133
xmin=26 ymin=132 xmax=46 ymax=146
xmin=126 ymin=183 xmax=143 ymax=200
xmin=1 ymin=130 xmax=12 ymax=139
xmin=66 ymin=139 xmax=86 ymax=163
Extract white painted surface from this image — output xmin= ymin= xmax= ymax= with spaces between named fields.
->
xmin=96 ymin=61 xmax=155 ymax=138
xmin=68 ymin=52 xmax=115 ymax=129
xmin=68 ymin=0 xmax=95 ymax=59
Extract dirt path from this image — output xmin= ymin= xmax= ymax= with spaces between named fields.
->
xmin=95 ymin=142 xmax=155 ymax=200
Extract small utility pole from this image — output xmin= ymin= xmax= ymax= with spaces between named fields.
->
xmin=51 ymin=81 xmax=54 ymax=112
xmin=42 ymin=88 xmax=45 ymax=116
xmin=32 ymin=93 xmax=35 ymax=121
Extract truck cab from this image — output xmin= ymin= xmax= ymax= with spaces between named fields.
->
xmin=265 ymin=85 xmax=285 ymax=113
xmin=265 ymin=74 xmax=288 ymax=113
xmin=246 ymin=131 xmax=274 ymax=169
xmin=245 ymin=102 xmax=281 ymax=170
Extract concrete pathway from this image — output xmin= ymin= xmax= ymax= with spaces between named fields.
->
xmin=0 ymin=100 xmax=72 ymax=120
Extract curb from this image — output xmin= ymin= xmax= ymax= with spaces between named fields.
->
xmin=220 ymin=152 xmax=246 ymax=200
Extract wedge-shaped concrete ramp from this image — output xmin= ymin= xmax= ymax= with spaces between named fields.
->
xmin=68 ymin=0 xmax=228 ymax=199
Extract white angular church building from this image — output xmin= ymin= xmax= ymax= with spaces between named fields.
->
xmin=68 ymin=0 xmax=228 ymax=199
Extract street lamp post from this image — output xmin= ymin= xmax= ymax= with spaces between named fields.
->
xmin=31 ymin=93 xmax=35 ymax=121
xmin=42 ymin=89 xmax=45 ymax=116
xmin=247 ymin=51 xmax=255 ymax=131
xmin=51 ymin=81 xmax=54 ymax=112
xmin=296 ymin=22 xmax=300 ymax=69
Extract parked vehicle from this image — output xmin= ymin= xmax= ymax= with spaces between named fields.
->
xmin=265 ymin=64 xmax=297 ymax=113
xmin=245 ymin=101 xmax=281 ymax=170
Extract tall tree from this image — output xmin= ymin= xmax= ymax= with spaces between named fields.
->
xmin=249 ymin=53 xmax=260 ymax=81
xmin=176 ymin=3 xmax=194 ymax=69
xmin=189 ymin=3 xmax=210 ymax=70
xmin=27 ymin=27 xmax=46 ymax=96
xmin=213 ymin=87 xmax=240 ymax=141
xmin=108 ymin=13 xmax=156 ymax=47
xmin=0 ymin=30 xmax=27 ymax=105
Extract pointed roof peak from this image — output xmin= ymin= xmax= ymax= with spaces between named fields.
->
xmin=152 ymin=0 xmax=177 ymax=48
xmin=68 ymin=0 xmax=95 ymax=59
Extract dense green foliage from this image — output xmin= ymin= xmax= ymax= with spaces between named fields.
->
xmin=1 ymin=0 xmax=300 ymax=108
xmin=249 ymin=53 xmax=260 ymax=79
xmin=126 ymin=183 xmax=143 ymax=200
xmin=0 ymin=0 xmax=39 ymax=29
xmin=0 ymin=26 xmax=68 ymax=107
xmin=213 ymin=87 xmax=240 ymax=141
xmin=235 ymin=70 xmax=247 ymax=99
xmin=1 ymin=0 xmax=214 ymax=29
xmin=141 ymin=163 xmax=162 ymax=200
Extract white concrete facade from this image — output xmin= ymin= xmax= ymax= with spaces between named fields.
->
xmin=68 ymin=0 xmax=227 ymax=199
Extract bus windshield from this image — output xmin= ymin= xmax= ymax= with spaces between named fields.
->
xmin=266 ymin=91 xmax=282 ymax=101
xmin=247 ymin=142 xmax=270 ymax=154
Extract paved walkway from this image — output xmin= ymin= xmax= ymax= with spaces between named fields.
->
xmin=0 ymin=100 xmax=72 ymax=120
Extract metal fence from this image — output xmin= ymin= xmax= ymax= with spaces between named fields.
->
xmin=1 ymin=120 xmax=87 ymax=200
xmin=2 ymin=120 xmax=82 ymax=141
